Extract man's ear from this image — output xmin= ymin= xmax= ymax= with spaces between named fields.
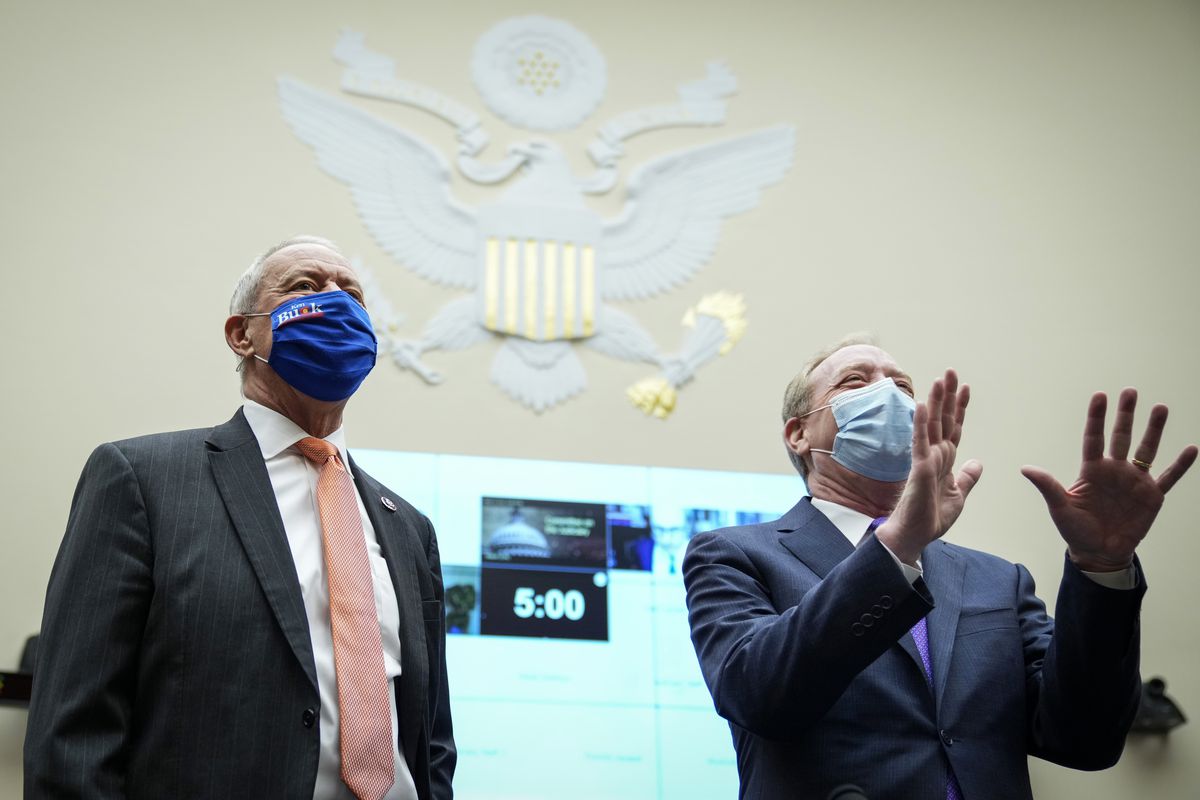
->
xmin=224 ymin=315 xmax=255 ymax=359
xmin=783 ymin=416 xmax=810 ymax=461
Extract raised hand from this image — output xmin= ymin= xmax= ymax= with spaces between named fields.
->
xmin=876 ymin=369 xmax=984 ymax=565
xmin=1021 ymin=388 xmax=1198 ymax=572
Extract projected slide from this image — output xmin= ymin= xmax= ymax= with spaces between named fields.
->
xmin=352 ymin=450 xmax=804 ymax=800
xmin=480 ymin=497 xmax=609 ymax=641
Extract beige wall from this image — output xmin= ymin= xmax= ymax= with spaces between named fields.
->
xmin=2 ymin=0 xmax=1198 ymax=796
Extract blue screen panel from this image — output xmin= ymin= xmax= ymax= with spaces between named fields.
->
xmin=352 ymin=450 xmax=805 ymax=799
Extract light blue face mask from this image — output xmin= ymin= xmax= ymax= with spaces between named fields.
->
xmin=802 ymin=377 xmax=916 ymax=482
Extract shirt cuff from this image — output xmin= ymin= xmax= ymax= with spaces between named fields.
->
xmin=1081 ymin=564 xmax=1139 ymax=590
xmin=877 ymin=537 xmax=923 ymax=585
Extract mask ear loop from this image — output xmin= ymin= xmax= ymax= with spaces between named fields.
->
xmin=233 ymin=352 xmax=270 ymax=372
xmin=797 ymin=403 xmax=835 ymax=456
xmin=798 ymin=403 xmax=832 ymax=419
xmin=235 ymin=311 xmax=272 ymax=370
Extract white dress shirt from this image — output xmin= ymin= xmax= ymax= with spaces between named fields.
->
xmin=243 ymin=401 xmax=418 ymax=800
xmin=808 ymin=496 xmax=1136 ymax=590
xmin=810 ymin=498 xmax=924 ymax=584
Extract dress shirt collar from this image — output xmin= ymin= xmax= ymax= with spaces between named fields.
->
xmin=242 ymin=399 xmax=354 ymax=477
xmin=809 ymin=497 xmax=877 ymax=548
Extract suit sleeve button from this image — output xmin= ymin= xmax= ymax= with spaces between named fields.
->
xmin=871 ymin=605 xmax=884 ymax=618
xmin=302 ymin=708 xmax=317 ymax=728
xmin=851 ymin=623 xmax=865 ymax=636
xmin=860 ymin=613 xmax=875 ymax=628
xmin=880 ymin=595 xmax=894 ymax=609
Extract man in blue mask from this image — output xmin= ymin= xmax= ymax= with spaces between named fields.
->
xmin=26 ymin=237 xmax=456 ymax=800
xmin=683 ymin=334 xmax=1197 ymax=800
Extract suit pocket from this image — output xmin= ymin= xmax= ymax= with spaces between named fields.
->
xmin=956 ymin=607 xmax=1018 ymax=637
xmin=422 ymin=598 xmax=443 ymax=623
xmin=421 ymin=598 xmax=445 ymax=716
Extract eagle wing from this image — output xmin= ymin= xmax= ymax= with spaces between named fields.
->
xmin=278 ymin=76 xmax=477 ymax=289
xmin=600 ymin=125 xmax=795 ymax=301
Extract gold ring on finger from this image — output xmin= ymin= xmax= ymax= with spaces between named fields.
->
xmin=1131 ymin=458 xmax=1152 ymax=471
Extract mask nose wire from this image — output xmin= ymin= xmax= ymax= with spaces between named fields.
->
xmin=802 ymin=377 xmax=899 ymax=419
xmin=800 ymin=377 xmax=898 ymax=452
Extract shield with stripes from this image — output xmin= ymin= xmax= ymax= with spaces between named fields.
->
xmin=477 ymin=203 xmax=602 ymax=341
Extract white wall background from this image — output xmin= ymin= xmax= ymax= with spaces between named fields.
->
xmin=2 ymin=1 xmax=1198 ymax=796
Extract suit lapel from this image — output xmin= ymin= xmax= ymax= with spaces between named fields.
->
xmin=776 ymin=499 xmax=939 ymax=688
xmin=207 ymin=409 xmax=318 ymax=692
xmin=921 ymin=541 xmax=965 ymax=709
xmin=897 ymin=619 xmax=925 ymax=681
xmin=776 ymin=499 xmax=855 ymax=578
xmin=353 ymin=458 xmax=429 ymax=770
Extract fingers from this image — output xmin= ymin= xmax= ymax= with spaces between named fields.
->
xmin=950 ymin=384 xmax=970 ymax=446
xmin=926 ymin=378 xmax=945 ymax=444
xmin=956 ymin=459 xmax=984 ymax=500
xmin=941 ymin=370 xmax=958 ymax=445
xmin=1157 ymin=444 xmax=1199 ymax=495
xmin=1108 ymin=387 xmax=1138 ymax=460
xmin=1132 ymin=403 xmax=1167 ymax=467
xmin=913 ymin=401 xmax=930 ymax=460
xmin=1021 ymin=465 xmax=1068 ymax=511
xmin=1082 ymin=392 xmax=1107 ymax=462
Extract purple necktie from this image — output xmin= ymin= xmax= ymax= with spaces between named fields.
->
xmin=869 ymin=517 xmax=963 ymax=800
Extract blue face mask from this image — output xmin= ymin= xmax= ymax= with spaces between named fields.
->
xmin=803 ymin=377 xmax=916 ymax=482
xmin=247 ymin=290 xmax=377 ymax=402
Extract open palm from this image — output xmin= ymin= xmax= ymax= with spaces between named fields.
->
xmin=1022 ymin=389 xmax=1198 ymax=572
xmin=877 ymin=369 xmax=983 ymax=566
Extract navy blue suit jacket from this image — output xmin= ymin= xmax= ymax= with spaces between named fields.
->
xmin=683 ymin=498 xmax=1144 ymax=800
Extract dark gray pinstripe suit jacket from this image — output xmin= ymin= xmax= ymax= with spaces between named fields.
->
xmin=683 ymin=498 xmax=1144 ymax=800
xmin=24 ymin=409 xmax=455 ymax=800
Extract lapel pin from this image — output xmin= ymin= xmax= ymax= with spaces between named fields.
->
xmin=381 ymin=496 xmax=398 ymax=512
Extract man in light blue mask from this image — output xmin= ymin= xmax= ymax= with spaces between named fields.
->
xmin=683 ymin=333 xmax=1197 ymax=800
xmin=27 ymin=237 xmax=457 ymax=800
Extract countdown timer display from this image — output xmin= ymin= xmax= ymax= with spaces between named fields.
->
xmin=480 ymin=567 xmax=608 ymax=640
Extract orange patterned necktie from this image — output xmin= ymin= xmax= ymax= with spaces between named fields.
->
xmin=295 ymin=437 xmax=395 ymax=800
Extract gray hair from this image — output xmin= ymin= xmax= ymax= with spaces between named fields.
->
xmin=781 ymin=331 xmax=879 ymax=476
xmin=230 ymin=235 xmax=342 ymax=377
xmin=229 ymin=234 xmax=342 ymax=315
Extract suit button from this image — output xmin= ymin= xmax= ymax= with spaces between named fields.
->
xmin=851 ymin=623 xmax=865 ymax=637
xmin=871 ymin=604 xmax=884 ymax=618
xmin=940 ymin=729 xmax=953 ymax=746
xmin=302 ymin=708 xmax=316 ymax=728
xmin=879 ymin=595 xmax=894 ymax=610
xmin=859 ymin=613 xmax=875 ymax=628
